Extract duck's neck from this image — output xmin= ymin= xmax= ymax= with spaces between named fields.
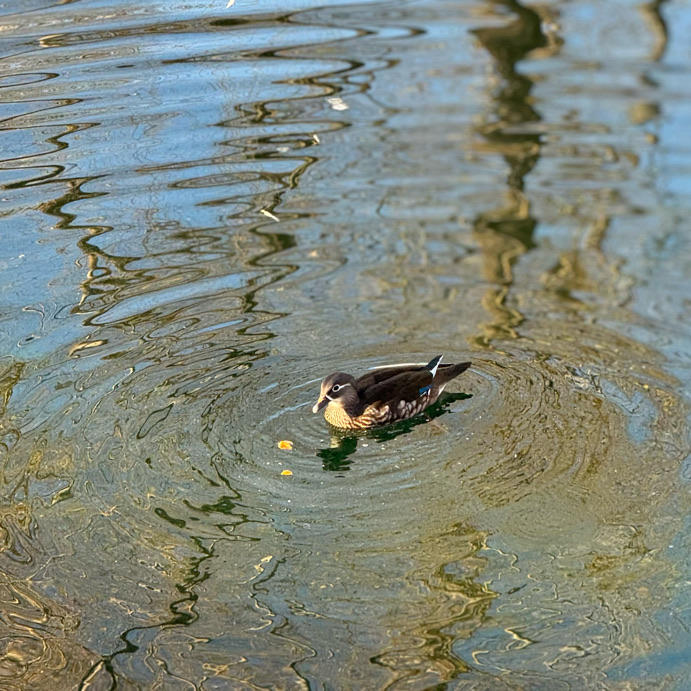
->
xmin=324 ymin=397 xmax=365 ymax=427
xmin=324 ymin=403 xmax=355 ymax=428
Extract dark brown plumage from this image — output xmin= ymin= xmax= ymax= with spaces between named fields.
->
xmin=312 ymin=355 xmax=471 ymax=429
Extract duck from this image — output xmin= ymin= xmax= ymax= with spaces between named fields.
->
xmin=312 ymin=355 xmax=471 ymax=429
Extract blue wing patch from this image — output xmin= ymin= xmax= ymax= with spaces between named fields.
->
xmin=418 ymin=385 xmax=431 ymax=395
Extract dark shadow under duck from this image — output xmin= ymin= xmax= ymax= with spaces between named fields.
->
xmin=317 ymin=391 xmax=473 ymax=471
xmin=312 ymin=355 xmax=471 ymax=430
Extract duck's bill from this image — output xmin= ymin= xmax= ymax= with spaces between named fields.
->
xmin=312 ymin=397 xmax=328 ymax=413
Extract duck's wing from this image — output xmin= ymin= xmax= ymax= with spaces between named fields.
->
xmin=354 ymin=364 xmax=426 ymax=393
xmin=359 ymin=368 xmax=435 ymax=406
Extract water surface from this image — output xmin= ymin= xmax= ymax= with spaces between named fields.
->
xmin=0 ymin=0 xmax=689 ymax=688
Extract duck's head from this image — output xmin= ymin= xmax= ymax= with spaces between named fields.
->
xmin=312 ymin=372 xmax=357 ymax=414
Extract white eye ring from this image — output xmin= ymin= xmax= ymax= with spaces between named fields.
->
xmin=332 ymin=384 xmax=341 ymax=392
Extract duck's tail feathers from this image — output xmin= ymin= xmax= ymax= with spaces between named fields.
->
xmin=435 ymin=361 xmax=471 ymax=384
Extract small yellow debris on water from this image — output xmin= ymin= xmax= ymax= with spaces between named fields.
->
xmin=260 ymin=208 xmax=280 ymax=222
xmin=281 ymin=469 xmax=293 ymax=476
xmin=277 ymin=440 xmax=293 ymax=450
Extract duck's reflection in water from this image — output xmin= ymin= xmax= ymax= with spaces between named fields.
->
xmin=317 ymin=392 xmax=472 ymax=471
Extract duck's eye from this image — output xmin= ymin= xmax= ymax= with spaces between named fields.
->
xmin=331 ymin=384 xmax=341 ymax=392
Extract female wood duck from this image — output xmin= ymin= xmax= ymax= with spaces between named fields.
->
xmin=312 ymin=355 xmax=471 ymax=429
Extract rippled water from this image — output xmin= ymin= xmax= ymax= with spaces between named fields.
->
xmin=0 ymin=0 xmax=689 ymax=688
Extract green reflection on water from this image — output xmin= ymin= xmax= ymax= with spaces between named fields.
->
xmin=318 ymin=393 xmax=473 ymax=471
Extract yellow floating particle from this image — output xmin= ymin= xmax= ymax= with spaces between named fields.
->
xmin=277 ymin=440 xmax=293 ymax=450
xmin=260 ymin=209 xmax=280 ymax=222
xmin=281 ymin=469 xmax=293 ymax=476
